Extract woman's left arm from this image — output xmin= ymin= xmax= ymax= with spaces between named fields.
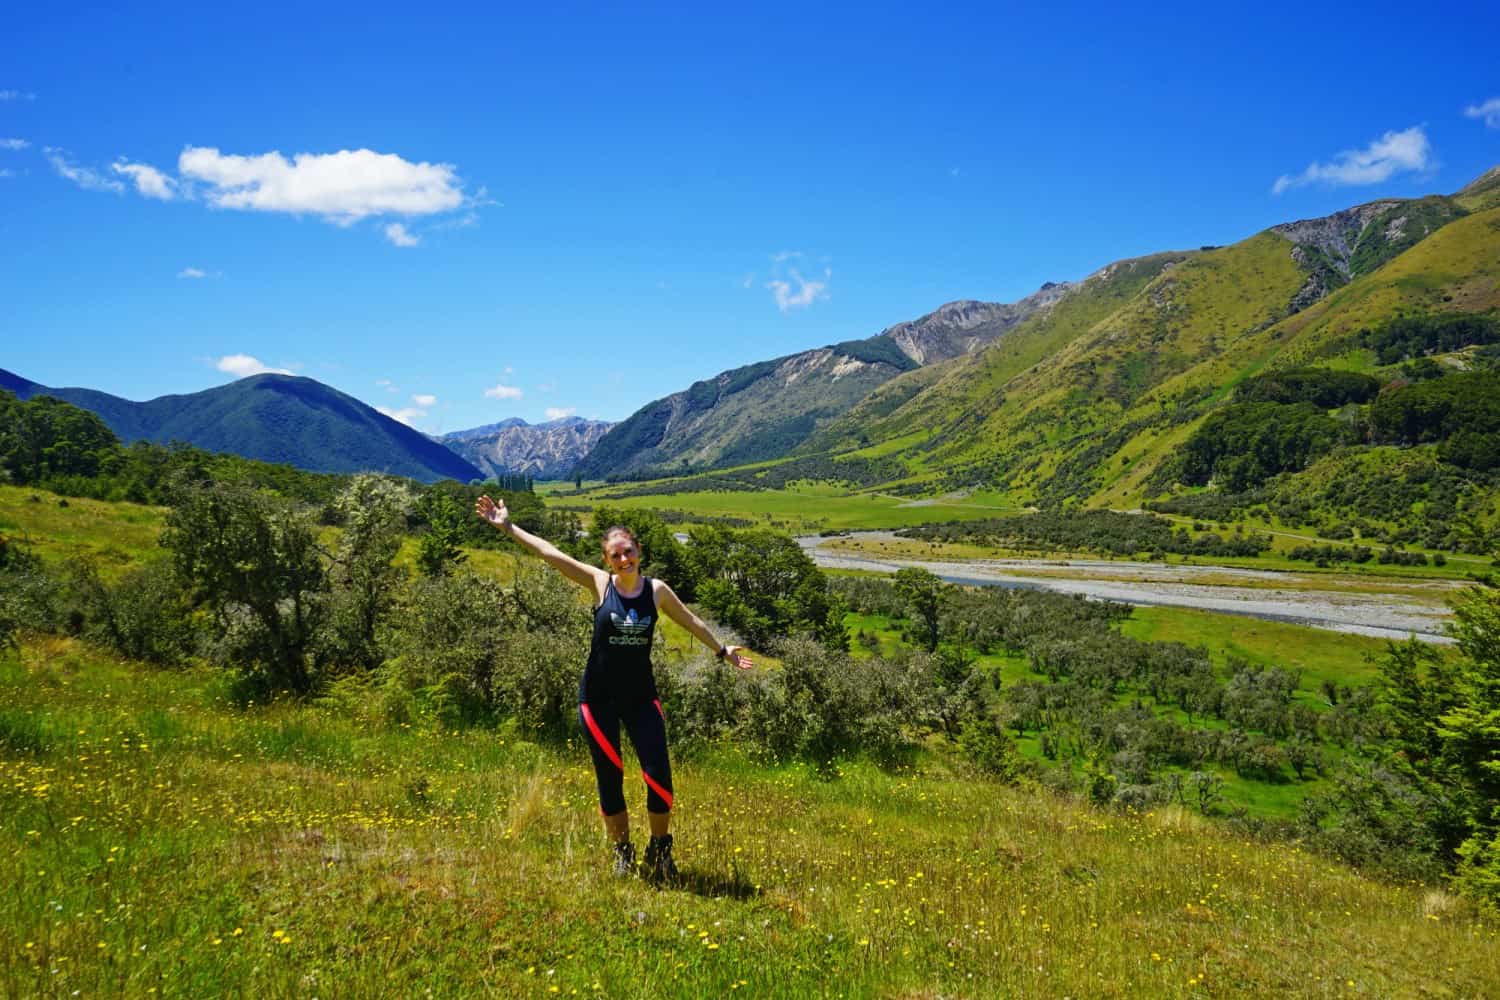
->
xmin=652 ymin=579 xmax=753 ymax=669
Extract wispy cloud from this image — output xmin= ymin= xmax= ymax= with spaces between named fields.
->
xmin=767 ymin=268 xmax=831 ymax=312
xmin=216 ymin=354 xmax=294 ymax=378
xmin=484 ymin=383 xmax=523 ymax=400
xmin=0 ymin=138 xmax=29 ymax=151
xmin=178 ymin=146 xmax=464 ymax=225
xmin=384 ymin=222 xmax=420 ymax=247
xmin=0 ymin=90 xmax=36 ymax=102
xmin=545 ymin=407 xmax=576 ymax=420
xmin=46 ymin=149 xmax=124 ymax=194
xmin=1272 ymin=126 xmax=1432 ymax=194
xmin=377 ymin=405 xmax=427 ymax=427
xmin=112 ymin=160 xmax=177 ymax=200
xmin=177 ymin=267 xmax=207 ymax=279
xmin=1465 ymin=97 xmax=1500 ymax=129
xmin=412 ymin=393 xmax=437 ymax=407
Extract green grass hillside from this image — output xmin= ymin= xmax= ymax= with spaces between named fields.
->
xmin=4 ymin=639 xmax=1497 ymax=998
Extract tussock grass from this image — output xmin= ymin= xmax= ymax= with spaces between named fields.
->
xmin=4 ymin=639 xmax=1497 ymax=997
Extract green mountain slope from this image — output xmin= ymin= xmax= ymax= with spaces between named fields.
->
xmin=572 ymin=292 xmax=1075 ymax=479
xmin=0 ymin=371 xmax=484 ymax=483
xmin=776 ymin=173 xmax=1499 ymax=510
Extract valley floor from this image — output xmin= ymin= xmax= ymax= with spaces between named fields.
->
xmin=804 ymin=534 xmax=1461 ymax=643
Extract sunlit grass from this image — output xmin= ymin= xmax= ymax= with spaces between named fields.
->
xmin=3 ymin=638 xmax=1496 ymax=997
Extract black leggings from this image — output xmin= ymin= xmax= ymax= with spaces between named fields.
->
xmin=578 ymin=698 xmax=673 ymax=815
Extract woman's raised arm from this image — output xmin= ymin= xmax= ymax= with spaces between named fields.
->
xmin=475 ymin=495 xmax=606 ymax=596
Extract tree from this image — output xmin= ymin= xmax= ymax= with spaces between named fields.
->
xmin=1437 ymin=587 xmax=1500 ymax=903
xmin=893 ymin=567 xmax=946 ymax=652
xmin=687 ymin=526 xmax=842 ymax=649
xmin=323 ymin=475 xmax=412 ymax=667
xmin=417 ymin=489 xmax=468 ymax=578
xmin=161 ymin=482 xmax=325 ymax=693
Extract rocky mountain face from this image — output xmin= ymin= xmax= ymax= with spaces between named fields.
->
xmin=881 ymin=287 xmax=1076 ymax=364
xmin=572 ymin=286 xmax=1074 ymax=479
xmin=1273 ymin=196 xmax=1467 ymax=312
xmin=439 ymin=417 xmax=614 ymax=480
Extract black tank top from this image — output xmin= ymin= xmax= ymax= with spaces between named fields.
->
xmin=579 ymin=576 xmax=658 ymax=704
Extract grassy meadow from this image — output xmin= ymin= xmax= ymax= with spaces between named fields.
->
xmin=5 ymin=484 xmax=1500 ymax=995
xmin=5 ymin=638 xmax=1499 ymax=998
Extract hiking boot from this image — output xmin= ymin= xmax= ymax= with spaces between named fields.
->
xmin=611 ymin=840 xmax=636 ymax=878
xmin=644 ymin=834 xmax=679 ymax=883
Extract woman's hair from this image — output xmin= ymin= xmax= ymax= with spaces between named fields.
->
xmin=599 ymin=524 xmax=639 ymax=553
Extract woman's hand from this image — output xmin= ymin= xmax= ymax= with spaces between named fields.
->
xmin=723 ymin=645 xmax=754 ymax=670
xmin=475 ymin=494 xmax=510 ymax=527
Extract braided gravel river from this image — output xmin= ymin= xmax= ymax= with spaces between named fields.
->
xmin=798 ymin=533 xmax=1462 ymax=644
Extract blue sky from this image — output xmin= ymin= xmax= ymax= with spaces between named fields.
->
xmin=2 ymin=2 xmax=1497 ymax=433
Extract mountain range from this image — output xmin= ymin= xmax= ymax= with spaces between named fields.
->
xmin=7 ymin=165 xmax=1498 ymax=498
xmin=574 ymin=166 xmax=1500 ymax=508
xmin=0 ymin=370 xmax=484 ymax=484
xmin=439 ymin=417 xmax=614 ymax=480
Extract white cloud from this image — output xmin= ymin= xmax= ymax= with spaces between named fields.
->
xmin=545 ymin=407 xmax=576 ymax=420
xmin=0 ymin=91 xmax=36 ymax=102
xmin=384 ymin=222 xmax=420 ymax=247
xmin=375 ymin=378 xmax=394 ymax=387
xmin=767 ymin=267 xmax=831 ymax=312
xmin=772 ymin=250 xmax=802 ymax=263
xmin=216 ymin=354 xmax=293 ymax=378
xmin=1465 ymin=97 xmax=1500 ymax=129
xmin=112 ymin=160 xmax=176 ymax=200
xmin=0 ymin=138 xmax=29 ymax=150
xmin=412 ymin=393 xmax=437 ymax=407
xmin=377 ymin=405 xmax=427 ymax=427
xmin=1272 ymin=126 xmax=1433 ymax=194
xmin=177 ymin=267 xmax=207 ymax=279
xmin=178 ymin=146 xmax=464 ymax=224
xmin=0 ymin=169 xmax=13 ymax=179
xmin=484 ymin=383 xmax=523 ymax=400
xmin=46 ymin=149 xmax=124 ymax=194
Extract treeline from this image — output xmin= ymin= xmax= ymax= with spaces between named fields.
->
xmin=832 ymin=569 xmax=1500 ymax=902
xmin=897 ymin=510 xmax=1271 ymax=559
xmin=1361 ymin=312 xmax=1500 ymax=365
xmin=596 ymin=452 xmax=909 ymax=495
xmin=1163 ymin=316 xmax=1500 ymax=492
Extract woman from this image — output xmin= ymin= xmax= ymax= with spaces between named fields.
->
xmin=474 ymin=495 xmax=752 ymax=881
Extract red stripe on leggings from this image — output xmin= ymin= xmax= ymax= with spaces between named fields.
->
xmin=653 ymin=698 xmax=665 ymax=719
xmin=642 ymin=770 xmax=674 ymax=809
xmin=579 ymin=702 xmax=624 ymax=771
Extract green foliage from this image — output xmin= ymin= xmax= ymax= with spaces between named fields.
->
xmin=829 ymin=336 xmax=919 ymax=371
xmin=382 ymin=566 xmax=590 ymax=733
xmin=69 ymin=558 xmax=195 ymax=665
xmin=322 ymin=476 xmax=412 ymax=667
xmin=1235 ymin=367 xmax=1381 ymax=408
xmin=0 ymin=391 xmax=120 ymax=484
xmin=901 ymin=510 xmax=1271 ymax=558
xmin=1369 ymin=372 xmax=1500 ymax=470
xmin=416 ymin=489 xmax=469 ymax=578
xmin=893 ymin=567 xmax=946 ymax=652
xmin=1179 ymin=402 xmax=1352 ymax=490
xmin=161 ymin=482 xmax=326 ymax=694
xmin=686 ymin=526 xmax=846 ymax=650
xmin=1362 ymin=312 xmax=1500 ymax=365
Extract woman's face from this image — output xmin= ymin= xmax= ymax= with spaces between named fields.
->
xmin=603 ymin=535 xmax=639 ymax=576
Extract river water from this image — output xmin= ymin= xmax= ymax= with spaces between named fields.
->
xmin=798 ymin=534 xmax=1458 ymax=644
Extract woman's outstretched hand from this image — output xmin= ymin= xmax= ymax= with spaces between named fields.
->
xmin=723 ymin=645 xmax=754 ymax=670
xmin=475 ymin=494 xmax=510 ymax=527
